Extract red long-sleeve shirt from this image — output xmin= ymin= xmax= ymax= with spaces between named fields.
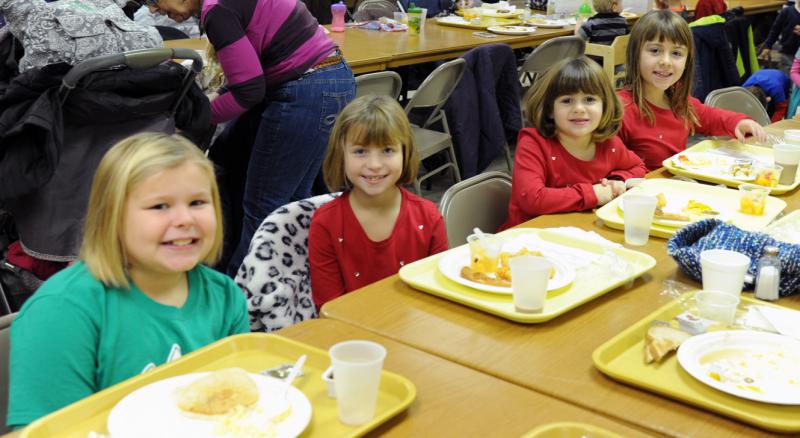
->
xmin=617 ymin=89 xmax=748 ymax=170
xmin=309 ymin=188 xmax=448 ymax=307
xmin=501 ymin=128 xmax=647 ymax=229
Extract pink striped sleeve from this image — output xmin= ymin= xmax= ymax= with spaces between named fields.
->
xmin=217 ymin=36 xmax=264 ymax=86
xmin=211 ymin=92 xmax=246 ymax=124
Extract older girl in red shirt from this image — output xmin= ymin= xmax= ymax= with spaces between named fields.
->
xmin=502 ymin=56 xmax=647 ymax=230
xmin=309 ymin=95 xmax=448 ymax=307
xmin=618 ymin=10 xmax=766 ymax=170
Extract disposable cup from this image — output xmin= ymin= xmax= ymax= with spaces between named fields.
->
xmin=393 ymin=12 xmax=408 ymax=24
xmin=466 ymin=233 xmax=501 ymax=274
xmin=783 ymin=129 xmax=800 ymax=145
xmin=754 ymin=164 xmax=783 ymax=188
xmin=407 ymin=8 xmax=427 ymax=34
xmin=700 ymin=249 xmax=750 ymax=296
xmin=622 ymin=194 xmax=658 ymax=246
xmin=329 ymin=340 xmax=386 ymax=425
xmin=695 ymin=290 xmax=740 ymax=325
xmin=773 ymin=143 xmax=800 ymax=185
xmin=509 ymin=255 xmax=551 ymax=313
xmin=738 ymin=183 xmax=770 ymax=215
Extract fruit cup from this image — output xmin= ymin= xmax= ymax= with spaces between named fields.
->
xmin=467 ymin=233 xmax=501 ymax=274
xmin=738 ymin=183 xmax=770 ymax=215
xmin=753 ymin=164 xmax=783 ymax=188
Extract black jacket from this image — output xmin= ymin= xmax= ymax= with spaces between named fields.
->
xmin=0 ymin=61 xmax=210 ymax=201
xmin=443 ymin=44 xmax=521 ymax=178
xmin=692 ymin=22 xmax=742 ymax=102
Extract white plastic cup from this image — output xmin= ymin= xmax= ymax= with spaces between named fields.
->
xmin=622 ymin=194 xmax=658 ymax=246
xmin=329 ymin=340 xmax=386 ymax=425
xmin=700 ymin=249 xmax=751 ymax=296
xmin=695 ymin=290 xmax=740 ymax=325
xmin=773 ymin=143 xmax=800 ymax=185
xmin=783 ymin=129 xmax=800 ymax=145
xmin=509 ymin=255 xmax=551 ymax=313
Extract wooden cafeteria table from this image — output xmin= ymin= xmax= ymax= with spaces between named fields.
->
xmin=276 ymin=319 xmax=656 ymax=437
xmin=321 ymin=176 xmax=800 ymax=436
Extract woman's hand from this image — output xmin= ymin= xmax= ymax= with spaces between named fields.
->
xmin=734 ymin=119 xmax=767 ymax=143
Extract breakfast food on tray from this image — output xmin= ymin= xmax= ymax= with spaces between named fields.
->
xmin=461 ymin=247 xmax=554 ymax=287
xmin=175 ymin=368 xmax=260 ymax=415
xmin=754 ymin=167 xmax=780 ymax=188
xmin=644 ymin=325 xmax=691 ymax=364
xmin=674 ymin=153 xmax=712 ymax=168
xmin=650 ymin=193 xmax=718 ymax=223
xmin=726 ymin=159 xmax=755 ymax=179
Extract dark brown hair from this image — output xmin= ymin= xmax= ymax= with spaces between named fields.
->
xmin=523 ymin=56 xmax=623 ymax=143
xmin=624 ymin=10 xmax=699 ymax=129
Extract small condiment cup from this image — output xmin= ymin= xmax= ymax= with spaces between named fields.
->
xmin=738 ymin=183 xmax=770 ymax=215
xmin=695 ymin=290 xmax=740 ymax=325
xmin=467 ymin=233 xmax=501 ymax=274
xmin=700 ymin=249 xmax=751 ymax=296
xmin=754 ymin=164 xmax=783 ymax=188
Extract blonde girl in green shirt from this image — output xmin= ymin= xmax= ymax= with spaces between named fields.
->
xmin=7 ymin=133 xmax=250 ymax=428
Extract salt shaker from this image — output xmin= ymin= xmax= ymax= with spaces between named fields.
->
xmin=755 ymin=245 xmax=780 ymax=301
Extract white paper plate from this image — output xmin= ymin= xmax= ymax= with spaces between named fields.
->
xmin=525 ymin=18 xmax=574 ymax=28
xmin=108 ymin=372 xmax=312 ymax=438
xmin=437 ymin=244 xmax=574 ymax=294
xmin=487 ymin=25 xmax=537 ymax=35
xmin=677 ymin=331 xmax=800 ymax=405
xmin=618 ymin=188 xmax=728 ymax=228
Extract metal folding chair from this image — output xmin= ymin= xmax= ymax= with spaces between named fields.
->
xmin=355 ymin=71 xmax=403 ymax=100
xmin=705 ymin=86 xmax=771 ymax=126
xmin=438 ymin=171 xmax=512 ymax=247
xmin=520 ymin=36 xmax=586 ymax=88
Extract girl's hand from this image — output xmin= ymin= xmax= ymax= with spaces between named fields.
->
xmin=734 ymin=119 xmax=767 ymax=143
xmin=606 ymin=180 xmax=627 ymax=197
xmin=593 ymin=183 xmax=614 ymax=206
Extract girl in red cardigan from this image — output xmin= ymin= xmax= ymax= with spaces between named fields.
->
xmin=309 ymin=95 xmax=448 ymax=307
xmin=618 ymin=10 xmax=766 ymax=170
xmin=501 ymin=56 xmax=648 ymax=229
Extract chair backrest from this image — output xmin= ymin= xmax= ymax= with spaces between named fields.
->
xmin=234 ymin=193 xmax=339 ymax=333
xmin=355 ymin=71 xmax=403 ymax=100
xmin=521 ymin=36 xmax=586 ymax=77
xmin=705 ymin=86 xmax=771 ymax=126
xmin=405 ymin=58 xmax=467 ymax=128
xmin=584 ymin=34 xmax=629 ymax=87
xmin=438 ymin=171 xmax=512 ymax=247
xmin=0 ymin=312 xmax=17 ymax=435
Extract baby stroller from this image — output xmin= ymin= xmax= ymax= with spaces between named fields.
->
xmin=0 ymin=47 xmax=208 ymax=312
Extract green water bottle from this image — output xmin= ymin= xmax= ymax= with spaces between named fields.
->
xmin=576 ymin=0 xmax=593 ymax=20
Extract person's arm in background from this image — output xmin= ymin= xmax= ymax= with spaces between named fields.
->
xmin=760 ymin=8 xmax=788 ymax=60
xmin=203 ymin=5 xmax=265 ymax=124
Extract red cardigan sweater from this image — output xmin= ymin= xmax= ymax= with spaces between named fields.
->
xmin=617 ymin=89 xmax=748 ymax=170
xmin=309 ymin=188 xmax=448 ymax=307
xmin=502 ymin=128 xmax=647 ymax=229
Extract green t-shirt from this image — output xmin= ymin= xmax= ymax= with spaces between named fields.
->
xmin=7 ymin=262 xmax=250 ymax=427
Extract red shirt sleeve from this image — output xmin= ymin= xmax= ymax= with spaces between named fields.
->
xmin=691 ymin=97 xmax=748 ymax=138
xmin=607 ymin=138 xmax=649 ymax=181
xmin=511 ymin=130 xmax=598 ymax=218
xmin=308 ymin=207 xmax=346 ymax=308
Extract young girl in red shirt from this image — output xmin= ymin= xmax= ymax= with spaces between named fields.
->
xmin=501 ymin=56 xmax=647 ymax=230
xmin=618 ymin=10 xmax=767 ymax=170
xmin=309 ymin=95 xmax=448 ymax=307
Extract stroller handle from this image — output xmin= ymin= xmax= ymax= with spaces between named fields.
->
xmin=61 ymin=48 xmax=203 ymax=91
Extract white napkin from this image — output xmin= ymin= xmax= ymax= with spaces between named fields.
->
xmin=544 ymin=227 xmax=623 ymax=248
xmin=502 ymin=233 xmax=600 ymax=270
xmin=755 ymin=306 xmax=800 ymax=341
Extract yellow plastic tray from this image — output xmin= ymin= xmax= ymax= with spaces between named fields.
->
xmin=592 ymin=294 xmax=800 ymax=433
xmin=595 ymin=178 xmax=786 ymax=238
xmin=22 ymin=333 xmax=416 ymax=438
xmin=436 ymin=16 xmax=523 ymax=29
xmin=398 ymin=228 xmax=656 ymax=323
xmin=661 ymin=140 xmax=800 ymax=195
xmin=522 ymin=422 xmax=624 ymax=438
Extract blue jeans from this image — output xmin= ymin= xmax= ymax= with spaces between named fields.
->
xmin=227 ymin=60 xmax=355 ymax=276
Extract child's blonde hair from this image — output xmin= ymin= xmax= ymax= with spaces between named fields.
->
xmin=523 ymin=56 xmax=623 ymax=143
xmin=323 ymin=95 xmax=420 ymax=191
xmin=80 ymin=133 xmax=223 ymax=288
xmin=592 ymin=0 xmax=618 ymax=13
xmin=624 ymin=10 xmax=699 ymax=130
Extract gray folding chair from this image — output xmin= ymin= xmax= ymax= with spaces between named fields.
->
xmin=705 ymin=86 xmax=771 ymax=126
xmin=438 ymin=171 xmax=512 ymax=247
xmin=355 ymin=71 xmax=403 ymax=100
xmin=405 ymin=58 xmax=467 ymax=194
xmin=520 ymin=36 xmax=586 ymax=88
xmin=0 ymin=312 xmax=17 ymax=434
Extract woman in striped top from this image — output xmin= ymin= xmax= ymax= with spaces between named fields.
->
xmin=148 ymin=0 xmax=356 ymax=275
